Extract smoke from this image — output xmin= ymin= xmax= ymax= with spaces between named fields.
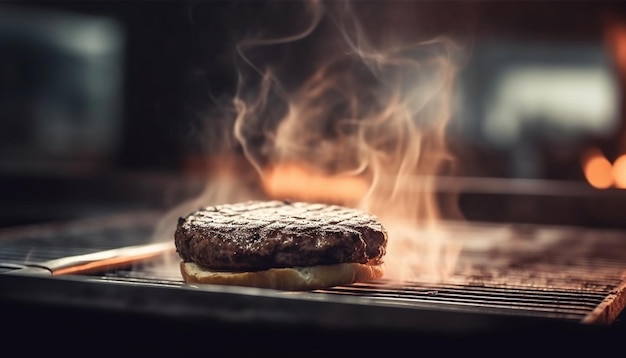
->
xmin=156 ymin=0 xmax=467 ymax=282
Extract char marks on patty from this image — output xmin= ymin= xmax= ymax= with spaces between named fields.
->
xmin=174 ymin=200 xmax=388 ymax=271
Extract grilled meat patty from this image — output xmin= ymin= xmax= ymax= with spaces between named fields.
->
xmin=174 ymin=200 xmax=387 ymax=271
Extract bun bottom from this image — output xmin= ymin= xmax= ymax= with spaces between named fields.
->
xmin=180 ymin=261 xmax=384 ymax=291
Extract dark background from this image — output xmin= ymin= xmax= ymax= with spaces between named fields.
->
xmin=2 ymin=1 xmax=626 ymax=228
xmin=2 ymin=0 xmax=622 ymax=172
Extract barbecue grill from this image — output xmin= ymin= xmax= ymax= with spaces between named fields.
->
xmin=3 ymin=1 xmax=626 ymax=355
xmin=1 ymin=204 xmax=625 ymax=354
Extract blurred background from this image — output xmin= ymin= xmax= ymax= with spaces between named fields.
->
xmin=2 ymin=1 xmax=626 ymax=229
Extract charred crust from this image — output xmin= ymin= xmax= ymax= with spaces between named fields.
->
xmin=174 ymin=200 xmax=388 ymax=271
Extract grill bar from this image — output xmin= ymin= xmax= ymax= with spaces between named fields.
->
xmin=96 ymin=262 xmax=619 ymax=324
xmin=319 ymin=284 xmax=601 ymax=321
xmin=2 ymin=213 xmax=626 ymax=327
xmin=0 ymin=211 xmax=160 ymax=265
xmin=78 ymin=271 xmax=602 ymax=323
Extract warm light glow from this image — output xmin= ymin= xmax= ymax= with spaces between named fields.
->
xmin=582 ymin=148 xmax=614 ymax=189
xmin=52 ymin=243 xmax=174 ymax=276
xmin=230 ymin=1 xmax=464 ymax=282
xmin=263 ymin=163 xmax=368 ymax=205
xmin=607 ymin=22 xmax=626 ymax=76
xmin=154 ymin=1 xmax=466 ymax=283
xmin=613 ymin=154 xmax=626 ymax=188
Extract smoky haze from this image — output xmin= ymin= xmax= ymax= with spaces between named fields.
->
xmin=147 ymin=0 xmax=469 ymax=281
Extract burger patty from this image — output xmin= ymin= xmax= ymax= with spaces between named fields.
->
xmin=174 ymin=200 xmax=387 ymax=271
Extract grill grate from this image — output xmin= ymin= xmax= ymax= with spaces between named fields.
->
xmin=2 ymin=213 xmax=626 ymax=326
xmin=101 ymin=267 xmax=616 ymax=323
xmin=319 ymin=281 xmax=607 ymax=321
xmin=0 ymin=212 xmax=159 ymax=272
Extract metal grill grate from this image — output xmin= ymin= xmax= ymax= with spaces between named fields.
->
xmin=2 ymin=213 xmax=626 ymax=326
xmin=100 ymin=267 xmax=618 ymax=324
xmin=0 ymin=212 xmax=161 ymax=275
xmin=318 ymin=281 xmax=609 ymax=321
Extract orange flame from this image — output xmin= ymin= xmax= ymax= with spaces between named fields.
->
xmin=230 ymin=1 xmax=464 ymax=281
xmin=155 ymin=1 xmax=466 ymax=282
xmin=263 ymin=163 xmax=368 ymax=206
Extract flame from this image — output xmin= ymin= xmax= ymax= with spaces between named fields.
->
xmin=230 ymin=1 xmax=464 ymax=282
xmin=156 ymin=1 xmax=465 ymax=282
xmin=263 ymin=163 xmax=368 ymax=206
